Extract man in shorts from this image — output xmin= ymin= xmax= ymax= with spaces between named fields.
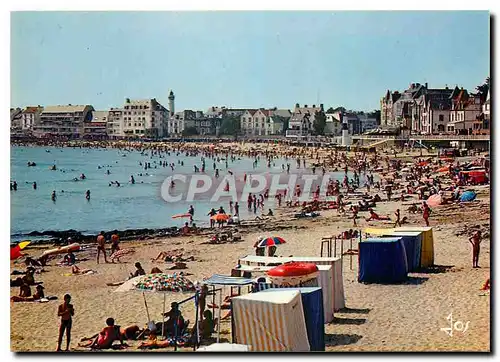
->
xmin=96 ymin=231 xmax=108 ymax=264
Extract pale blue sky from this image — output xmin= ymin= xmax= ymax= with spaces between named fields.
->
xmin=11 ymin=11 xmax=490 ymax=112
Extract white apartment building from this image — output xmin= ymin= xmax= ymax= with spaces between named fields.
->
xmin=120 ymin=98 xmax=168 ymax=138
xmin=325 ymin=113 xmax=353 ymax=136
xmin=287 ymin=103 xmax=324 ymax=136
xmin=240 ymin=108 xmax=288 ymax=136
xmin=107 ymin=108 xmax=123 ymax=138
xmin=33 ymin=105 xmax=94 ymax=138
xmin=20 ymin=106 xmax=43 ymax=130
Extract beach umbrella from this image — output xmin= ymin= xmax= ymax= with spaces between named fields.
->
xmin=255 ymin=236 xmax=287 ymax=248
xmin=426 ymin=194 xmax=442 ymax=208
xmin=115 ymin=273 xmax=197 ymax=344
xmin=211 ymin=214 xmax=229 ymax=222
xmin=10 ymin=240 xmax=30 ymax=260
xmin=437 ymin=166 xmax=450 ymax=173
xmin=459 ymin=190 xmax=477 ymax=202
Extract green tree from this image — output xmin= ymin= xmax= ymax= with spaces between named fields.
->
xmin=219 ymin=115 xmax=241 ymax=136
xmin=326 ymin=107 xmax=335 ymax=114
xmin=182 ymin=126 xmax=199 ymax=136
xmin=313 ymin=111 xmax=327 ymax=136
xmin=475 ymin=76 xmax=490 ymax=103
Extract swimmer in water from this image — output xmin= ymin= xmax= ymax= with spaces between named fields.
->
xmin=106 ymin=170 xmax=110 ymax=175
xmin=33 ymin=182 xmax=37 ymax=190
xmin=51 ymin=190 xmax=57 ymax=202
xmin=170 ymin=180 xmax=175 ymax=188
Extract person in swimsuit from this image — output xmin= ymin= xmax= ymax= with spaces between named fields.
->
xmin=129 ymin=262 xmax=146 ymax=278
xmin=96 ymin=231 xmax=108 ymax=264
xmin=57 ymin=294 xmax=74 ymax=351
xmin=469 ymin=230 xmax=482 ymax=268
xmin=110 ymin=232 xmax=120 ymax=255
xmin=90 ymin=318 xmax=125 ymax=349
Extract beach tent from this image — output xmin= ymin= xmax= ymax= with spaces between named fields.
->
xmin=358 ymin=238 xmax=408 ymax=283
xmin=253 ymin=265 xmax=334 ymax=324
xmin=365 ymin=227 xmax=434 ymax=268
xmin=232 ymin=289 xmax=310 ymax=352
xmin=395 ymin=227 xmax=434 ymax=267
xmin=459 ymin=190 xmax=477 ymax=202
xmin=389 ymin=231 xmax=422 ymax=272
xmin=203 ymin=274 xmax=254 ymax=342
xmin=259 ymin=287 xmax=325 ymax=351
xmin=238 ymin=255 xmax=345 ymax=311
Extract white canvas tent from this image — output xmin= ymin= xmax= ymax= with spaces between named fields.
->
xmin=232 ymin=290 xmax=310 ymax=352
xmin=238 ymin=255 xmax=345 ymax=311
xmin=316 ymin=265 xmax=334 ymax=323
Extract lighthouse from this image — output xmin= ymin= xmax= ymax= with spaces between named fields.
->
xmin=168 ymin=90 xmax=175 ymax=116
xmin=340 ymin=111 xmax=351 ymax=147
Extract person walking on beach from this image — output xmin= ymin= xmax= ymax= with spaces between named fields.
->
xmin=110 ymin=232 xmax=120 ymax=255
xmin=469 ymin=230 xmax=482 ymax=268
xmin=234 ymin=202 xmax=240 ymax=217
xmin=393 ymin=209 xmax=402 ymax=227
xmin=96 ymin=231 xmax=108 ymax=264
xmin=56 ymin=294 xmax=74 ymax=351
xmin=422 ymin=201 xmax=431 ymax=227
xmin=188 ymin=205 xmax=195 ymax=222
xmin=208 ymin=208 xmax=216 ymax=228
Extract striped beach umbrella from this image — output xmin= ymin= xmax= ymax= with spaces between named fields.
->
xmin=255 ymin=236 xmax=287 ymax=248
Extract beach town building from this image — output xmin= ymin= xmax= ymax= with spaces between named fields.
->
xmin=240 ymin=108 xmax=290 ymax=136
xmin=417 ymin=87 xmax=454 ymax=134
xmin=325 ymin=112 xmax=354 ymax=136
xmin=107 ymin=108 xmax=124 ymax=139
xmin=286 ymin=103 xmax=324 ymax=137
xmin=33 ymin=105 xmax=94 ymax=138
xmin=475 ymin=89 xmax=491 ymax=134
xmin=358 ymin=114 xmax=379 ymax=133
xmin=380 ymin=91 xmax=401 ymax=127
xmin=120 ymin=98 xmax=168 ymax=138
xmin=10 ymin=108 xmax=23 ymax=131
xmin=20 ymin=106 xmax=43 ymax=130
xmin=447 ymin=89 xmax=482 ymax=134
xmin=82 ymin=110 xmax=108 ymax=139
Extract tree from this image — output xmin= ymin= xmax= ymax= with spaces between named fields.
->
xmin=326 ymin=107 xmax=335 ymax=114
xmin=313 ymin=111 xmax=327 ymax=136
xmin=475 ymin=76 xmax=490 ymax=103
xmin=219 ymin=115 xmax=241 ymax=136
xmin=182 ymin=126 xmax=199 ymax=136
xmin=367 ymin=110 xmax=381 ymax=124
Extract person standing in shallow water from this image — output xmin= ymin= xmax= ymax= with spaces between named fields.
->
xmin=51 ymin=190 xmax=57 ymax=202
xmin=56 ymin=294 xmax=74 ymax=351
xmin=85 ymin=190 xmax=91 ymax=201
xmin=33 ymin=182 xmax=37 ymax=190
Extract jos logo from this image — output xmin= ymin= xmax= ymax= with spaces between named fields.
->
xmin=440 ymin=312 xmax=470 ymax=337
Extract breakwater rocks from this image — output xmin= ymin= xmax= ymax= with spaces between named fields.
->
xmin=19 ymin=227 xmax=182 ymax=245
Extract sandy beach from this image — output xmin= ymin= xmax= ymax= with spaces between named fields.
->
xmin=10 ymin=144 xmax=490 ymax=352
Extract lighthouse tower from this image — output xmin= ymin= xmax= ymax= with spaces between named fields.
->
xmin=340 ymin=111 xmax=352 ymax=147
xmin=168 ymin=90 xmax=175 ymax=116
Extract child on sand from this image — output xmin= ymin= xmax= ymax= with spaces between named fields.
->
xmin=57 ymin=294 xmax=74 ymax=351
xmin=469 ymin=230 xmax=482 ymax=268
xmin=422 ymin=202 xmax=431 ymax=226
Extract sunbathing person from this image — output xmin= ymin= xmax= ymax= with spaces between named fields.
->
xmin=199 ymin=310 xmax=218 ymax=339
xmin=162 ymin=302 xmax=189 ymax=336
xmin=71 ymin=265 xmax=95 ymax=275
xmin=11 ymin=284 xmax=44 ymax=303
xmin=365 ymin=208 xmax=391 ymax=221
xmin=129 ymin=262 xmax=146 ymax=279
xmin=88 ymin=318 xmax=126 ymax=349
xmin=24 ymin=256 xmax=43 ymax=268
xmin=150 ymin=267 xmax=163 ymax=274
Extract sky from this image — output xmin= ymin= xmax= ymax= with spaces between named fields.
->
xmin=11 ymin=11 xmax=490 ymax=112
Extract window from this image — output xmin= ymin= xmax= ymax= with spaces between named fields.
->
xmin=439 ymin=115 xmax=444 ymax=122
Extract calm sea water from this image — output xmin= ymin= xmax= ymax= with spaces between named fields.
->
xmin=11 ymin=146 xmax=352 ymax=241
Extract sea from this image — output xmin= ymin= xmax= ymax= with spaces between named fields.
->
xmin=10 ymin=146 xmax=354 ymax=241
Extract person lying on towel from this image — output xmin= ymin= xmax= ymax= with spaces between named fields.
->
xmin=365 ymin=208 xmax=391 ymax=222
